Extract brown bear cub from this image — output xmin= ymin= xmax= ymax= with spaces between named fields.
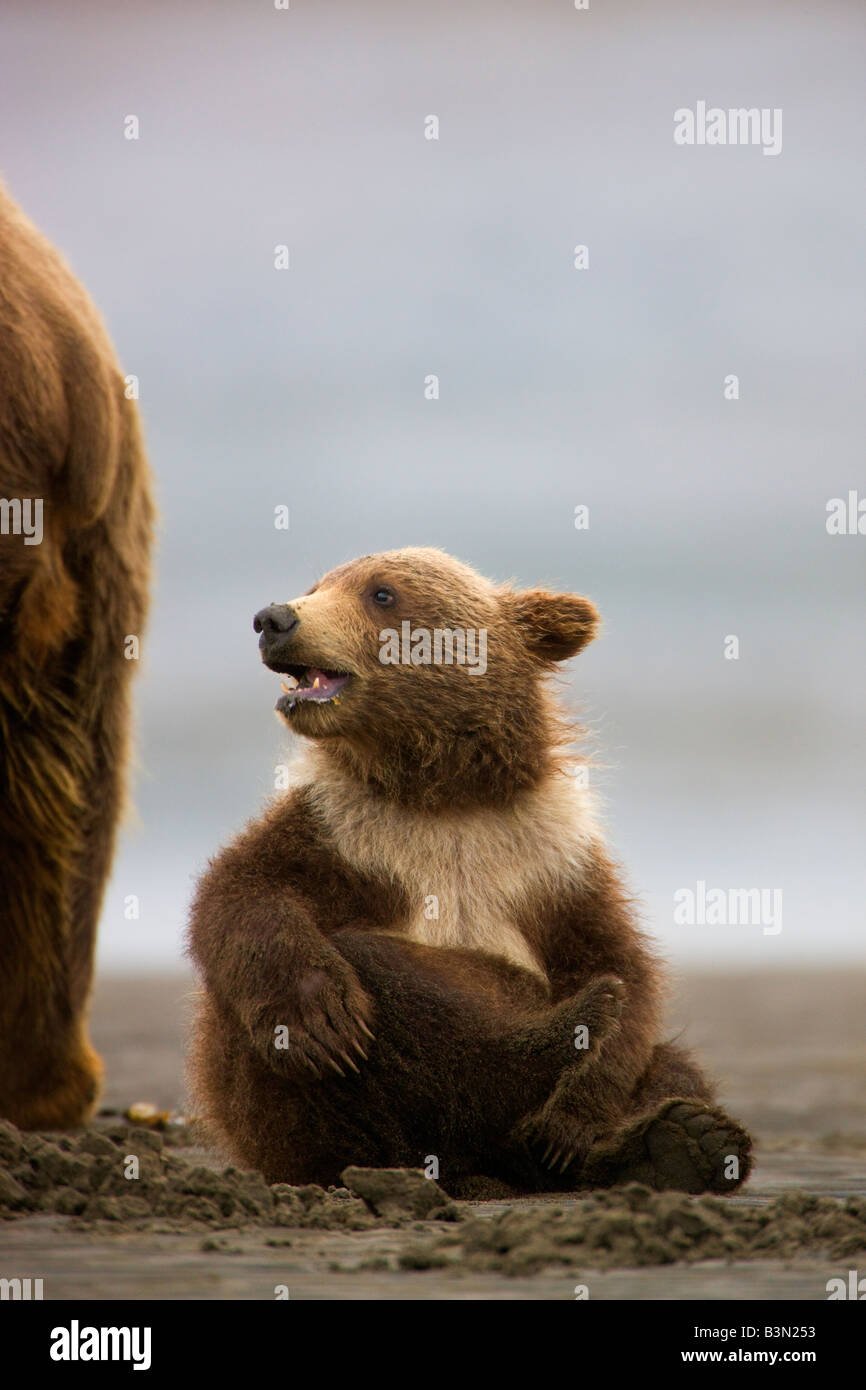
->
xmin=188 ymin=548 xmax=752 ymax=1196
xmin=0 ymin=183 xmax=153 ymax=1129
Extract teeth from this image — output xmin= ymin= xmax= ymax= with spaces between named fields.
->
xmin=281 ymin=675 xmax=299 ymax=692
xmin=312 ymin=676 xmax=321 ymax=689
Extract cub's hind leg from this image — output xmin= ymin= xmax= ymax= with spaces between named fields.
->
xmin=191 ymin=929 xmax=625 ymax=1189
xmin=580 ymin=1042 xmax=753 ymax=1194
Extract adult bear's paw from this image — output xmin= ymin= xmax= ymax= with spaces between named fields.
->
xmin=249 ymin=957 xmax=375 ymax=1080
xmin=8 ymin=1032 xmax=103 ymax=1131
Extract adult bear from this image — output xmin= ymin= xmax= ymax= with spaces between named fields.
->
xmin=188 ymin=548 xmax=752 ymax=1196
xmin=0 ymin=182 xmax=154 ymax=1128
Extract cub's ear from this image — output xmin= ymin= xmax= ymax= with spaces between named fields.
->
xmin=510 ymin=589 xmax=599 ymax=663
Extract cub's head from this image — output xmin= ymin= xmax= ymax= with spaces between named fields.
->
xmin=253 ymin=547 xmax=598 ymax=803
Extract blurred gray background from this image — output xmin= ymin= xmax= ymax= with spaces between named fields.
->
xmin=2 ymin=0 xmax=863 ymax=969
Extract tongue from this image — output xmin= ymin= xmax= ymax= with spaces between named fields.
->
xmin=278 ymin=667 xmax=348 ymax=710
xmin=294 ymin=668 xmax=346 ymax=701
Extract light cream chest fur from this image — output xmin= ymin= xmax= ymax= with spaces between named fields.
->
xmin=299 ymin=752 xmax=600 ymax=978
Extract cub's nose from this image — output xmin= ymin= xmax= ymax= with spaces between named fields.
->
xmin=253 ymin=604 xmax=299 ymax=647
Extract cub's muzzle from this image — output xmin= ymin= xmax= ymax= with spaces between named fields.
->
xmin=253 ymin=604 xmax=300 ymax=663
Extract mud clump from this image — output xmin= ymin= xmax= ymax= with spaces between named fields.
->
xmin=427 ymin=1186 xmax=866 ymax=1276
xmin=2 ymin=1117 xmax=865 ymax=1275
xmin=341 ymin=1167 xmax=460 ymax=1223
xmin=0 ymin=1120 xmax=459 ymax=1234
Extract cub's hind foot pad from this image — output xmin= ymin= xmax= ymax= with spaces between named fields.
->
xmin=583 ymin=1098 xmax=753 ymax=1195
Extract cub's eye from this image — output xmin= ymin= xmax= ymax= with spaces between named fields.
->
xmin=371 ymin=587 xmax=396 ymax=607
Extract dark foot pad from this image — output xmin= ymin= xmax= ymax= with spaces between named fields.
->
xmin=582 ymin=1098 xmax=753 ymax=1194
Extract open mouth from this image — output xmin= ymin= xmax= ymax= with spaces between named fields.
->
xmin=271 ymin=664 xmax=352 ymax=713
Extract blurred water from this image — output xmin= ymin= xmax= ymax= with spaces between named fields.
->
xmin=2 ymin=0 xmax=863 ymax=966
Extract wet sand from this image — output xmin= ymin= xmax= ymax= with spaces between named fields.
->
xmin=2 ymin=969 xmax=864 ymax=1301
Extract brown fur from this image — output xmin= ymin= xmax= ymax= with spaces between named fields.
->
xmin=0 ymin=183 xmax=154 ymax=1128
xmin=188 ymin=548 xmax=752 ymax=1193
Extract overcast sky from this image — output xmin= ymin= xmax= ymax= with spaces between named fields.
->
xmin=3 ymin=0 xmax=863 ymax=968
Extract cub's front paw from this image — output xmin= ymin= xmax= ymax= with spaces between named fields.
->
xmin=250 ymin=959 xmax=375 ymax=1080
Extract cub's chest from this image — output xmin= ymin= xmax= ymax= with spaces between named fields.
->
xmin=394 ymin=827 xmax=549 ymax=977
xmin=308 ymin=771 xmax=599 ymax=980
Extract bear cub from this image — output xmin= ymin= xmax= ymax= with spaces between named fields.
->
xmin=188 ymin=548 xmax=752 ymax=1196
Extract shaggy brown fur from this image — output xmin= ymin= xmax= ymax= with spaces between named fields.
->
xmin=0 ymin=183 xmax=154 ymax=1128
xmin=188 ymin=549 xmax=752 ymax=1194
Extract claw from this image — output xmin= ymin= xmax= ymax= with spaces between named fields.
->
xmin=352 ymin=1039 xmax=369 ymax=1061
xmin=548 ymin=1148 xmax=563 ymax=1170
xmin=326 ymin=1057 xmax=346 ymax=1078
xmin=338 ymin=1050 xmax=360 ymax=1075
xmin=558 ymin=1152 xmax=574 ymax=1175
xmin=356 ymin=1018 xmax=375 ymax=1040
xmin=541 ymin=1142 xmax=555 ymax=1165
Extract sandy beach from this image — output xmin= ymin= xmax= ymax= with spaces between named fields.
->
xmin=1 ymin=967 xmax=863 ymax=1301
